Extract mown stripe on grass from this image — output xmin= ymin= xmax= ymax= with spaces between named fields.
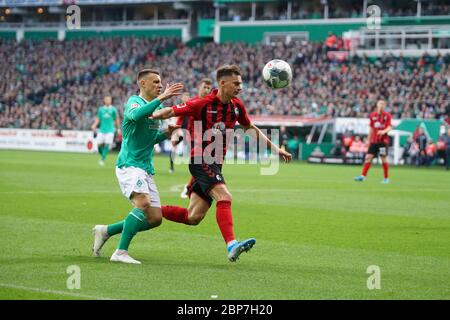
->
xmin=0 ymin=283 xmax=115 ymax=300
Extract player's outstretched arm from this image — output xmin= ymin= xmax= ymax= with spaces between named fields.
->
xmin=115 ymin=117 xmax=121 ymax=135
xmin=91 ymin=118 xmax=99 ymax=131
xmin=151 ymin=107 xmax=176 ymax=120
xmin=129 ymin=83 xmax=184 ymax=122
xmin=244 ymin=123 xmax=292 ymax=163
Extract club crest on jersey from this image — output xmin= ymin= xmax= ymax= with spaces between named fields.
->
xmin=130 ymin=103 xmax=140 ymax=109
xmin=212 ymin=122 xmax=226 ymax=134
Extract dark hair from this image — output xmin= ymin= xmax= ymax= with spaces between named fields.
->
xmin=137 ymin=69 xmax=160 ymax=82
xmin=216 ymin=65 xmax=241 ymax=81
xmin=199 ymin=78 xmax=213 ymax=86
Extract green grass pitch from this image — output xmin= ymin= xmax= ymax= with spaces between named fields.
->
xmin=0 ymin=150 xmax=449 ymax=300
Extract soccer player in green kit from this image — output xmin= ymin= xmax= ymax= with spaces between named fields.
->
xmin=91 ymin=96 xmax=120 ymax=166
xmin=92 ymin=69 xmax=184 ymax=264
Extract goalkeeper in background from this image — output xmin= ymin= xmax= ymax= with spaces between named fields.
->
xmin=91 ymin=96 xmax=120 ymax=166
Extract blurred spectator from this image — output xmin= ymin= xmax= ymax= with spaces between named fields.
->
xmin=330 ymin=139 xmax=346 ymax=157
xmin=445 ymin=113 xmax=450 ymax=126
xmin=287 ymin=134 xmax=300 ymax=159
xmin=325 ymin=32 xmax=338 ymax=51
xmin=436 ymin=134 xmax=447 ymax=166
xmin=342 ymin=130 xmax=354 ymax=152
xmin=425 ymin=140 xmax=437 ymax=166
xmin=347 ymin=135 xmax=367 ymax=159
xmin=402 ymin=137 xmax=415 ymax=165
xmin=441 ymin=127 xmax=450 ymax=170
xmin=415 ymin=128 xmax=428 ymax=166
xmin=279 ymin=126 xmax=289 ymax=152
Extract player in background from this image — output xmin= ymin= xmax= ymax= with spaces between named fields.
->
xmin=168 ymin=91 xmax=190 ymax=174
xmin=92 ymin=69 xmax=183 ymax=264
xmin=152 ymin=65 xmax=292 ymax=262
xmin=173 ymin=78 xmax=213 ymax=198
xmin=91 ymin=96 xmax=120 ymax=166
xmin=355 ymin=100 xmax=393 ymax=183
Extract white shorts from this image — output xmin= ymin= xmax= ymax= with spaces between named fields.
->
xmin=97 ymin=132 xmax=114 ymax=145
xmin=115 ymin=166 xmax=161 ymax=208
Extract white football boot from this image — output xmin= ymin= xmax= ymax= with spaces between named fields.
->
xmin=110 ymin=249 xmax=141 ymax=265
xmin=92 ymin=225 xmax=109 ymax=257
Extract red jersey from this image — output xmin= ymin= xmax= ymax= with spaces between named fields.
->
xmin=175 ymin=95 xmax=200 ymax=131
xmin=172 ymin=89 xmax=251 ymax=162
xmin=369 ymin=111 xmax=392 ymax=144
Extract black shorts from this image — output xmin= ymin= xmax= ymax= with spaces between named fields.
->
xmin=188 ymin=163 xmax=225 ymax=206
xmin=368 ymin=143 xmax=388 ymax=157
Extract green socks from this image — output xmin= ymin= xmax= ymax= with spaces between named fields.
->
xmin=107 ymin=216 xmax=151 ymax=236
xmin=98 ymin=144 xmax=104 ymax=157
xmin=117 ymin=208 xmax=151 ymax=251
xmin=107 ymin=221 xmax=124 ymax=236
xmin=101 ymin=144 xmax=109 ymax=160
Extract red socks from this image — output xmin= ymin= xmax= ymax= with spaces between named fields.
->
xmin=382 ymin=162 xmax=389 ymax=179
xmin=162 ymin=201 xmax=236 ymax=244
xmin=361 ymin=162 xmax=372 ymax=176
xmin=216 ymin=200 xmax=235 ymax=244
xmin=361 ymin=161 xmax=389 ymax=179
xmin=162 ymin=205 xmax=189 ymax=224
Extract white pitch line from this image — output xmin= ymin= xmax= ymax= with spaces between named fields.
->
xmin=0 ymin=283 xmax=115 ymax=300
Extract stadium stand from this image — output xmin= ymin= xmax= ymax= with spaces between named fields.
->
xmin=0 ymin=37 xmax=449 ymax=130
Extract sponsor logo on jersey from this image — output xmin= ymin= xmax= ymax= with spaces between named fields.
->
xmin=212 ymin=122 xmax=226 ymax=134
xmin=148 ymin=124 xmax=161 ymax=130
xmin=234 ymin=107 xmax=240 ymax=117
xmin=176 ymin=103 xmax=187 ymax=109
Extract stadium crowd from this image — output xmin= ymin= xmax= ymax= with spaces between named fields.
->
xmin=0 ymin=37 xmax=449 ymax=131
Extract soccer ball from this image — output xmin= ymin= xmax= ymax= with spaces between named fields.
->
xmin=262 ymin=59 xmax=292 ymax=89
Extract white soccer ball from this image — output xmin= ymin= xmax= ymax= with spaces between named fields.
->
xmin=262 ymin=59 xmax=292 ymax=89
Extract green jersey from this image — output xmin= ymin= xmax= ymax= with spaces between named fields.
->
xmin=116 ymin=95 xmax=168 ymax=175
xmin=97 ymin=105 xmax=118 ymax=133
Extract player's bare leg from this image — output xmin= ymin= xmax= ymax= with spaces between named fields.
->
xmin=355 ymin=154 xmax=374 ymax=181
xmin=161 ymin=192 xmax=209 ymax=225
xmin=186 ymin=193 xmax=210 ymax=225
xmin=209 ymin=184 xmax=256 ymax=262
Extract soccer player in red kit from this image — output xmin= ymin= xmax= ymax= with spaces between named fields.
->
xmin=152 ymin=65 xmax=292 ymax=262
xmin=172 ymin=78 xmax=213 ymax=198
xmin=355 ymin=100 xmax=392 ymax=183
